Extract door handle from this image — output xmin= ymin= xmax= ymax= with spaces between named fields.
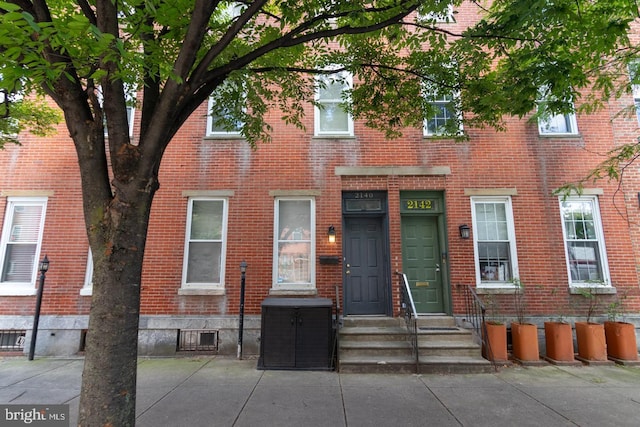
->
xmin=435 ymin=263 xmax=441 ymax=272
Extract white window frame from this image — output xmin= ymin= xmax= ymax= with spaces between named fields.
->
xmin=81 ymin=249 xmax=93 ymax=295
xmin=205 ymin=96 xmax=243 ymax=138
xmin=559 ymin=195 xmax=611 ymax=288
xmin=273 ymin=197 xmax=316 ymax=290
xmin=0 ymin=197 xmax=47 ymax=295
xmin=629 ymin=63 xmax=640 ymax=124
xmin=181 ymin=197 xmax=229 ymax=290
xmin=537 ymin=87 xmax=579 ymax=135
xmin=423 ymin=92 xmax=463 ymax=137
xmin=417 ymin=3 xmax=454 ymax=23
xmin=538 ymin=112 xmax=578 ymax=135
xmin=471 ymin=196 xmax=519 ymax=288
xmin=314 ymin=71 xmax=354 ymax=137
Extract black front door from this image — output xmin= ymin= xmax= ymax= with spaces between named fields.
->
xmin=343 ymin=216 xmax=388 ymax=315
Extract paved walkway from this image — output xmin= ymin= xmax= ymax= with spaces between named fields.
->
xmin=1 ymin=356 xmax=640 ymax=426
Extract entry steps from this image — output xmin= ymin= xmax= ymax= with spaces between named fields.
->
xmin=337 ymin=316 xmax=493 ymax=374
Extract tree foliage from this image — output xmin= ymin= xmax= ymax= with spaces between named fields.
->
xmin=1 ymin=0 xmax=639 ymax=425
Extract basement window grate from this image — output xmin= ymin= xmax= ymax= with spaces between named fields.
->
xmin=0 ymin=330 xmax=26 ymax=352
xmin=177 ymin=329 xmax=219 ymax=352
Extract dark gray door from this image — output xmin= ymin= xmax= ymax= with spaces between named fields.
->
xmin=401 ymin=216 xmax=444 ymax=313
xmin=344 ymin=217 xmax=387 ymax=315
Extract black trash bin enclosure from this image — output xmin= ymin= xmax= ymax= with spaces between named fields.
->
xmin=258 ymin=297 xmax=334 ymax=370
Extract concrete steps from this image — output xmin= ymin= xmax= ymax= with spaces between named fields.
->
xmin=338 ymin=316 xmax=493 ymax=374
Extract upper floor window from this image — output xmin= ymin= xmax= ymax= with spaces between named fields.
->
xmin=206 ymin=84 xmax=244 ymax=137
xmin=559 ymin=196 xmax=610 ymax=287
xmin=314 ymin=71 xmax=353 ymax=136
xmin=417 ymin=3 xmax=454 ymax=23
xmin=424 ymin=93 xmax=462 ymax=137
xmin=471 ymin=196 xmax=519 ymax=287
xmin=206 ymin=97 xmax=243 ymax=137
xmin=537 ymin=87 xmax=578 ymax=135
xmin=538 ymin=112 xmax=578 ymax=135
xmin=182 ymin=198 xmax=228 ymax=289
xmin=274 ymin=198 xmax=315 ymax=288
xmin=0 ymin=197 xmax=47 ymax=295
xmin=629 ymin=62 xmax=640 ymax=124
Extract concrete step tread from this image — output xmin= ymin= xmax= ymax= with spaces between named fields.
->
xmin=340 ymin=340 xmax=480 ymax=349
xmin=338 ymin=327 xmax=473 ymax=339
xmin=339 ymin=355 xmax=490 ymax=365
xmin=339 ymin=340 xmax=412 ymax=349
xmin=339 ymin=326 xmax=409 ymax=335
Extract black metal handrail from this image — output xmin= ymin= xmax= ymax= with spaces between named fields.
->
xmin=333 ymin=284 xmax=341 ymax=371
xmin=396 ymin=271 xmax=419 ymax=373
xmin=461 ymin=284 xmax=497 ymax=371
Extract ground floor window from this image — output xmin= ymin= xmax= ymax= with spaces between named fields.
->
xmin=559 ymin=196 xmax=610 ymax=286
xmin=274 ymin=197 xmax=315 ymax=288
xmin=0 ymin=197 xmax=47 ymax=294
xmin=182 ymin=198 xmax=228 ymax=289
xmin=471 ymin=196 xmax=519 ymax=287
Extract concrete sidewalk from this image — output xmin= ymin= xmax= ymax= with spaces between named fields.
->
xmin=1 ymin=356 xmax=640 ymax=426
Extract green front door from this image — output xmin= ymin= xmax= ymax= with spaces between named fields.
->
xmin=401 ymin=215 xmax=444 ymax=313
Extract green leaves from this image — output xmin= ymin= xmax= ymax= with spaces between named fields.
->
xmin=0 ymin=0 xmax=638 ymax=159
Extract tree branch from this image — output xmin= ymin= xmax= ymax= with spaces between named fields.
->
xmin=194 ymin=2 xmax=420 ymax=97
xmin=76 ymin=0 xmax=97 ymax=26
xmin=190 ymin=0 xmax=268 ymax=85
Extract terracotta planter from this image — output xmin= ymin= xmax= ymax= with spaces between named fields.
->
xmin=482 ymin=321 xmax=508 ymax=362
xmin=575 ymin=322 xmax=607 ymax=361
xmin=604 ymin=321 xmax=638 ymax=361
xmin=511 ymin=322 xmax=540 ymax=361
xmin=544 ymin=321 xmax=575 ymax=362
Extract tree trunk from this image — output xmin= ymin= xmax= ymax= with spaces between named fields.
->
xmin=77 ymin=179 xmax=155 ymax=427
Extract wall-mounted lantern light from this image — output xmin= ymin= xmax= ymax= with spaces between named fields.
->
xmin=459 ymin=224 xmax=471 ymax=240
xmin=328 ymin=225 xmax=336 ymax=243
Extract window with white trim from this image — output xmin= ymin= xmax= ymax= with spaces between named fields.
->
xmin=424 ymin=93 xmax=462 ymax=136
xmin=0 ymin=197 xmax=47 ymax=294
xmin=538 ymin=112 xmax=578 ymax=135
xmin=182 ymin=198 xmax=228 ymax=288
xmin=314 ymin=71 xmax=353 ymax=136
xmin=274 ymin=198 xmax=315 ymax=288
xmin=537 ymin=87 xmax=578 ymax=135
xmin=471 ymin=197 xmax=519 ymax=286
xmin=559 ymin=196 xmax=610 ymax=286
xmin=629 ymin=62 xmax=640 ymax=124
xmin=81 ymin=249 xmax=92 ymax=295
xmin=417 ymin=3 xmax=454 ymax=23
xmin=206 ymin=96 xmax=243 ymax=137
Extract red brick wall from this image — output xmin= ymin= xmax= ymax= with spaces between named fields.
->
xmin=1 ymin=2 xmax=639 ymax=320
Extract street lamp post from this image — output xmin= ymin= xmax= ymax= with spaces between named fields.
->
xmin=28 ymin=255 xmax=49 ymax=361
xmin=237 ymin=260 xmax=247 ymax=360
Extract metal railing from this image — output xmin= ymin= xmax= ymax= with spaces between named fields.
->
xmin=461 ymin=284 xmax=497 ymax=371
xmin=333 ymin=284 xmax=341 ymax=371
xmin=396 ymin=272 xmax=419 ymax=373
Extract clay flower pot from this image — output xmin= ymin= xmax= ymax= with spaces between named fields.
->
xmin=575 ymin=321 xmax=607 ymax=361
xmin=482 ymin=321 xmax=508 ymax=362
xmin=544 ymin=321 xmax=575 ymax=362
xmin=604 ymin=321 xmax=638 ymax=361
xmin=511 ymin=322 xmax=539 ymax=361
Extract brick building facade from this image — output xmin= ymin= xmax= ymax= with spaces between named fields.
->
xmin=1 ymin=5 xmax=639 ymax=358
